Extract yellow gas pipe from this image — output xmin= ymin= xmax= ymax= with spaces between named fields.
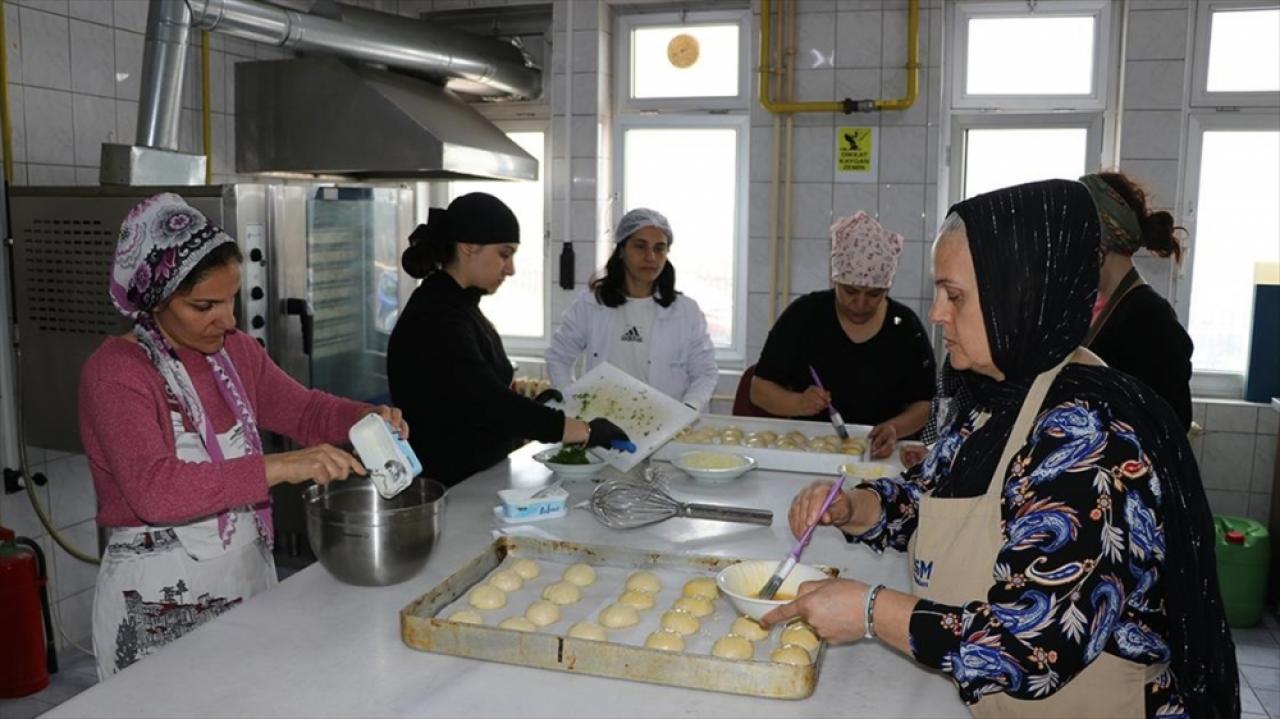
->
xmin=758 ymin=0 xmax=919 ymax=115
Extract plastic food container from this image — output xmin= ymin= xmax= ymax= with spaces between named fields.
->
xmin=497 ymin=485 xmax=569 ymax=522
xmin=349 ymin=414 xmax=421 ymax=500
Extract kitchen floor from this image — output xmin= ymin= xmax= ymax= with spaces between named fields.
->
xmin=2 ymin=613 xmax=1278 ymax=718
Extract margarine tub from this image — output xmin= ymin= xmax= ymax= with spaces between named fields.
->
xmin=349 ymin=414 xmax=422 ymax=499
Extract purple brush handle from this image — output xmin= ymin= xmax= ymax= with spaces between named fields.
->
xmin=792 ymin=474 xmax=847 ymax=557
xmin=807 ymin=366 xmax=838 ymax=416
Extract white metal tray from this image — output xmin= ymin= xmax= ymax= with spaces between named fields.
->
xmin=653 ymin=414 xmax=894 ymax=475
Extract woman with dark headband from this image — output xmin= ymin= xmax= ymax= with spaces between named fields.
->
xmin=81 ymin=193 xmax=406 ymax=678
xmin=1079 ymin=172 xmax=1194 ymax=430
xmin=764 ymin=180 xmax=1237 ymax=718
xmin=387 ymin=192 xmax=631 ymax=486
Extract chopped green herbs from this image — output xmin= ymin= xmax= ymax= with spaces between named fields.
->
xmin=549 ymin=446 xmax=591 ymax=465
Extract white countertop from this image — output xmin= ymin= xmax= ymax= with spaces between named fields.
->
xmin=46 ymin=446 xmax=966 ymax=718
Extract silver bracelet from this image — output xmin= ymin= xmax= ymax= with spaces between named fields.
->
xmin=863 ymin=583 xmax=885 ymax=640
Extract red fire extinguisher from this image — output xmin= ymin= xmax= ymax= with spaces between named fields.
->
xmin=0 ymin=524 xmax=58 ymax=698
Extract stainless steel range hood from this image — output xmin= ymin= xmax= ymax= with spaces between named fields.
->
xmin=236 ymin=57 xmax=538 ymax=181
xmin=102 ymin=0 xmax=542 ymax=185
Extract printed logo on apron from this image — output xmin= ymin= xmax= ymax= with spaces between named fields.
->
xmin=913 ymin=557 xmax=933 ymax=588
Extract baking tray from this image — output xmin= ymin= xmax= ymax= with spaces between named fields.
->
xmin=653 ymin=414 xmax=881 ymax=475
xmin=400 ymin=536 xmax=838 ymax=699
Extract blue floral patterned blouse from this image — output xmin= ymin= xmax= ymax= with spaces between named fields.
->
xmin=852 ymin=400 xmax=1187 ymax=718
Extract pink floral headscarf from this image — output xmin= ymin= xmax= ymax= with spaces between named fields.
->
xmin=829 ymin=211 xmax=904 ymax=289
xmin=110 ymin=193 xmax=270 ymax=548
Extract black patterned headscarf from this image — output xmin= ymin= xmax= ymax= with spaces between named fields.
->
xmin=927 ymin=180 xmax=1237 ymax=717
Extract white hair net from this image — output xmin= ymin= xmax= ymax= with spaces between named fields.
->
xmin=615 ymin=208 xmax=673 ymax=245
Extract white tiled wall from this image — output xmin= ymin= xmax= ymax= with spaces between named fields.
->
xmin=1117 ymin=1 xmax=1190 ymax=301
xmin=743 ymin=0 xmax=945 ymax=364
xmin=5 ymin=0 xmax=289 ymax=188
xmin=0 ymin=446 xmax=100 ymax=651
xmin=1193 ymin=401 xmax=1278 ymax=525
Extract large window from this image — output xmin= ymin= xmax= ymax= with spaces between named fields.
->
xmin=946 ymin=2 xmax=1112 ymax=203
xmin=952 ymin=1 xmax=1111 ymax=110
xmin=958 ymin=123 xmax=1095 ymax=199
xmin=619 ymin=11 xmax=748 ymax=113
xmin=446 ymin=130 xmax=548 ymax=340
xmin=629 ymin=24 xmax=741 ymax=100
xmin=621 ymin=123 xmax=745 ymax=347
xmin=615 ymin=10 xmax=750 ymax=358
xmin=1193 ymin=1 xmax=1280 ymax=106
xmin=1182 ymin=121 xmax=1280 ymax=378
xmin=1180 ymin=2 xmax=1280 ymax=395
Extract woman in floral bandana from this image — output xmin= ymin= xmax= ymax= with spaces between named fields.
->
xmin=763 ymin=181 xmax=1236 ymax=718
xmin=1079 ymin=172 xmax=1193 ymax=430
xmin=80 ymin=193 xmax=407 ymax=679
xmin=750 ymin=212 xmax=936 ymax=459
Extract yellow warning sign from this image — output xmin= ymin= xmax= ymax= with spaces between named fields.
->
xmin=837 ymin=127 xmax=874 ymax=173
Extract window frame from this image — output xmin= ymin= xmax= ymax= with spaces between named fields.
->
xmin=612 ymin=112 xmax=751 ymax=363
xmin=426 ymin=120 xmax=553 ymax=352
xmin=1190 ymin=0 xmax=1280 ymax=109
xmin=950 ymin=0 xmax=1113 ymax=111
xmin=946 ymin=112 xmax=1106 ymax=204
xmin=614 ymin=9 xmax=752 ymax=115
xmin=1177 ymin=110 xmax=1280 ymax=398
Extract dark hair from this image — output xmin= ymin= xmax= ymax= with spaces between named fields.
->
xmin=1098 ymin=170 xmax=1185 ymax=263
xmin=402 ymin=213 xmax=456 ymax=279
xmin=175 ymin=241 xmax=243 ymax=295
xmin=401 ymin=193 xmax=520 ymax=279
xmin=590 ymin=239 xmax=679 ymax=308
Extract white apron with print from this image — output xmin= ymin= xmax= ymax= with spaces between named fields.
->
xmin=908 ymin=349 xmax=1165 ymax=718
xmin=91 ymin=410 xmax=276 ymax=679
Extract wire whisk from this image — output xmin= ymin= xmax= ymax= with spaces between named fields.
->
xmin=589 ymin=470 xmax=773 ymax=530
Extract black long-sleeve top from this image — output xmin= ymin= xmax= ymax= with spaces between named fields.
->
xmin=1089 ymin=286 xmax=1193 ymax=430
xmin=387 ymin=271 xmax=564 ymax=486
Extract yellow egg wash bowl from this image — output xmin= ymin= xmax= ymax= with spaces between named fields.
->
xmin=674 ymin=451 xmax=757 ymax=484
xmin=716 ymin=560 xmax=830 ymax=622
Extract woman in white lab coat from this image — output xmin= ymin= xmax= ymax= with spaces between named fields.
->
xmin=546 ymin=209 xmax=719 ymax=410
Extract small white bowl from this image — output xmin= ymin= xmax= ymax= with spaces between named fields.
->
xmin=673 ymin=451 xmax=756 ymax=484
xmin=533 ymin=446 xmax=608 ymax=480
xmin=716 ymin=560 xmax=830 ymax=622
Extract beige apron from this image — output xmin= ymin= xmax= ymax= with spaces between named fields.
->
xmin=908 ymin=348 xmax=1166 ymax=718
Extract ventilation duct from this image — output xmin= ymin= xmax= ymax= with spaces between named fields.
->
xmin=101 ymin=0 xmax=542 ymax=184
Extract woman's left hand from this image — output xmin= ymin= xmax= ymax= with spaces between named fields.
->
xmin=759 ymin=578 xmax=869 ymax=643
xmin=368 ymin=405 xmax=409 ymax=439
xmin=868 ymin=422 xmax=897 ymax=459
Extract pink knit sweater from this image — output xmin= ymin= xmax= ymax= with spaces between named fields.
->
xmin=79 ymin=330 xmax=371 ymax=528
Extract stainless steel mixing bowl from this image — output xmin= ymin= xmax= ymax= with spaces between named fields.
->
xmin=304 ymin=475 xmax=446 ymax=586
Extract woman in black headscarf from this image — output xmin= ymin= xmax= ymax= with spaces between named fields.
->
xmin=387 ymin=193 xmax=630 ymax=486
xmin=763 ymin=180 xmax=1237 ymax=718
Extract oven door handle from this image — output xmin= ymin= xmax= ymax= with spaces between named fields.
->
xmin=282 ymin=298 xmax=314 ymax=356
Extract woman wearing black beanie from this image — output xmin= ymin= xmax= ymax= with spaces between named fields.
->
xmin=387 ymin=192 xmax=630 ymax=486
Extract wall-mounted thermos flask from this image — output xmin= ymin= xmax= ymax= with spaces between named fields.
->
xmin=558 ymin=242 xmax=575 ymax=290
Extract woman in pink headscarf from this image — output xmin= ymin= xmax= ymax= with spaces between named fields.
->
xmin=79 ymin=193 xmax=407 ymax=679
xmin=750 ymin=212 xmax=935 ymax=459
